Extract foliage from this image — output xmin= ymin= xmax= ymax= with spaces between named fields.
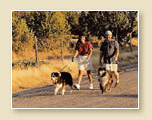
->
xmin=12 ymin=11 xmax=71 ymax=52
xmin=78 ymin=11 xmax=138 ymax=44
xmin=12 ymin=11 xmax=138 ymax=53
xmin=12 ymin=11 xmax=34 ymax=52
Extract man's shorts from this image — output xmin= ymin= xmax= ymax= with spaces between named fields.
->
xmin=103 ymin=63 xmax=118 ymax=72
xmin=78 ymin=55 xmax=93 ymax=71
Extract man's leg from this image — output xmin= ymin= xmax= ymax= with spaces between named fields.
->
xmin=113 ymin=71 xmax=120 ymax=88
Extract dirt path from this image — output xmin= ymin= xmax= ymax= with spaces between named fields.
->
xmin=12 ymin=69 xmax=138 ymax=108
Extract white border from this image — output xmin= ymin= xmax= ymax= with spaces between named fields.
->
xmin=138 ymin=10 xmax=139 ymax=109
xmin=11 ymin=10 xmax=139 ymax=110
xmin=11 ymin=11 xmax=13 ymax=110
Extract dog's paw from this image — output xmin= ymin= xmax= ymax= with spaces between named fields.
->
xmin=105 ymin=88 xmax=111 ymax=92
xmin=62 ymin=90 xmax=65 ymax=95
xmin=54 ymin=92 xmax=58 ymax=95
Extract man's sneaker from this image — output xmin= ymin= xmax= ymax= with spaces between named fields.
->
xmin=74 ymin=84 xmax=80 ymax=90
xmin=89 ymin=84 xmax=93 ymax=89
xmin=114 ymin=82 xmax=120 ymax=88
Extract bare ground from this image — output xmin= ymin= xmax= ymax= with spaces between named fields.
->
xmin=12 ymin=67 xmax=138 ymax=108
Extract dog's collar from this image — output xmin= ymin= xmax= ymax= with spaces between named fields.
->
xmin=101 ymin=71 xmax=106 ymax=77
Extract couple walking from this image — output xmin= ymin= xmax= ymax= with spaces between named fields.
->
xmin=72 ymin=30 xmax=120 ymax=90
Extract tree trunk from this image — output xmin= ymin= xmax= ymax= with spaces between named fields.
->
xmin=35 ymin=36 xmax=39 ymax=67
xmin=129 ymin=33 xmax=133 ymax=52
xmin=116 ymin=28 xmax=118 ymax=41
xmin=61 ymin=39 xmax=64 ymax=61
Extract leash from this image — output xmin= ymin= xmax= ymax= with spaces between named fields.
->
xmin=59 ymin=62 xmax=73 ymax=72
xmin=59 ymin=64 xmax=68 ymax=72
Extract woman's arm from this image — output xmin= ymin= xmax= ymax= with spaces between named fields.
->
xmin=74 ymin=50 xmax=79 ymax=58
xmin=87 ymin=48 xmax=93 ymax=60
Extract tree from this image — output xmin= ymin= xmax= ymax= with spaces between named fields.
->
xmin=12 ymin=11 xmax=34 ymax=53
xmin=65 ymin=11 xmax=80 ymax=35
xmin=77 ymin=11 xmax=138 ymax=46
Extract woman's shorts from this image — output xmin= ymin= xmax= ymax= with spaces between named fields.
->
xmin=78 ymin=55 xmax=93 ymax=71
xmin=103 ymin=63 xmax=118 ymax=71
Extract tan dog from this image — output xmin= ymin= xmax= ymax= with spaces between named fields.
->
xmin=98 ymin=67 xmax=114 ymax=94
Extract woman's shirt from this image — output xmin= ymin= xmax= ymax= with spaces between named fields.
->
xmin=75 ymin=41 xmax=93 ymax=55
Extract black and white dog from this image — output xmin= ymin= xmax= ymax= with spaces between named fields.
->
xmin=98 ymin=67 xmax=114 ymax=94
xmin=51 ymin=72 xmax=73 ymax=95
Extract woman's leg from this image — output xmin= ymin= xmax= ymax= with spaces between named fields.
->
xmin=87 ymin=70 xmax=93 ymax=84
xmin=87 ymin=70 xmax=93 ymax=89
xmin=77 ymin=70 xmax=83 ymax=85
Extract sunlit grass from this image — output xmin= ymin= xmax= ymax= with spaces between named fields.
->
xmin=12 ymin=59 xmax=78 ymax=93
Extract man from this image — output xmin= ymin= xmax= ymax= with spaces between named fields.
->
xmin=99 ymin=30 xmax=120 ymax=87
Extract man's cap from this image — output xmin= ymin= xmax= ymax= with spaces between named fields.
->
xmin=105 ymin=30 xmax=112 ymax=35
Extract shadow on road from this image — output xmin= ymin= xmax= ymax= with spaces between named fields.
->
xmin=12 ymin=85 xmax=54 ymax=98
xmin=102 ymin=94 xmax=138 ymax=98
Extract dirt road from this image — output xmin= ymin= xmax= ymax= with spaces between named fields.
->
xmin=12 ymin=69 xmax=138 ymax=108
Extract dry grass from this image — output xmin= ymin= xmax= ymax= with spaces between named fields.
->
xmin=12 ymin=48 xmax=71 ymax=62
xmin=118 ymin=50 xmax=138 ymax=66
xmin=131 ymin=38 xmax=138 ymax=46
xmin=12 ymin=51 xmax=35 ymax=62
xmin=12 ymin=59 xmax=78 ymax=93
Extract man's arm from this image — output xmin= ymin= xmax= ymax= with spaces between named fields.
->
xmin=114 ymin=41 xmax=119 ymax=61
xmin=114 ymin=49 xmax=119 ymax=61
xmin=99 ymin=51 xmax=103 ymax=66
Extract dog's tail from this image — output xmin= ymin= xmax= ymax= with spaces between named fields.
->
xmin=118 ymin=68 xmax=124 ymax=73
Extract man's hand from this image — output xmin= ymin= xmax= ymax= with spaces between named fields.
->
xmin=114 ymin=57 xmax=119 ymax=64
xmin=114 ymin=57 xmax=118 ymax=61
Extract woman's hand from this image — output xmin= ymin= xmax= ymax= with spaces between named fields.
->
xmin=72 ymin=57 xmax=75 ymax=62
xmin=87 ymin=48 xmax=92 ymax=61
xmin=72 ymin=50 xmax=78 ymax=62
xmin=87 ymin=56 xmax=91 ymax=61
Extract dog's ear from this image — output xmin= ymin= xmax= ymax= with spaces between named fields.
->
xmin=58 ymin=72 xmax=61 ymax=77
xmin=98 ymin=67 xmax=102 ymax=71
xmin=51 ymin=72 xmax=54 ymax=77
xmin=98 ymin=67 xmax=106 ymax=71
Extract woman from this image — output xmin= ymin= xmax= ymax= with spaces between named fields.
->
xmin=72 ymin=34 xmax=93 ymax=90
